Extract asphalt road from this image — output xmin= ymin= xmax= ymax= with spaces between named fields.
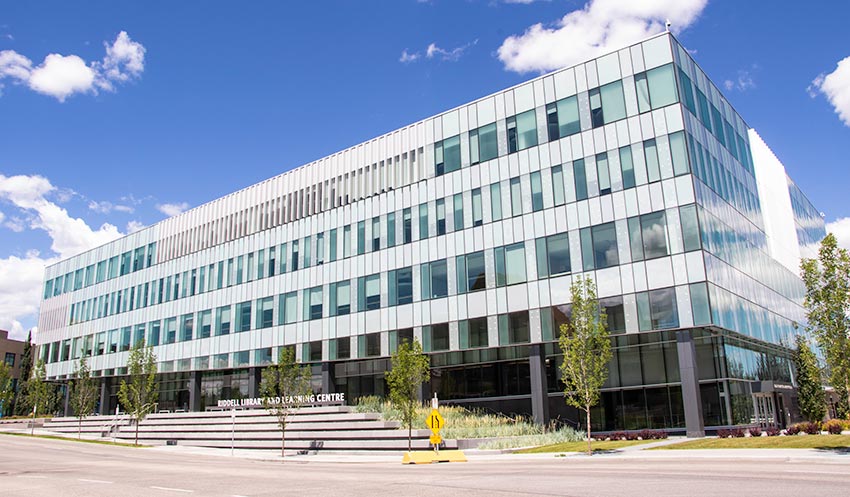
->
xmin=1 ymin=435 xmax=848 ymax=497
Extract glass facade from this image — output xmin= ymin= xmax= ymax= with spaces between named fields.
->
xmin=37 ymin=33 xmax=824 ymax=432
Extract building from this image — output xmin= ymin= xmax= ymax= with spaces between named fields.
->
xmin=1 ymin=329 xmax=26 ymax=415
xmin=34 ymin=32 xmax=825 ymax=436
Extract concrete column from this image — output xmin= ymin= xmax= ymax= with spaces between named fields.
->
xmin=321 ymin=362 xmax=334 ymax=394
xmin=98 ymin=378 xmax=109 ymax=415
xmin=188 ymin=371 xmax=202 ymax=412
xmin=676 ymin=330 xmax=705 ymax=437
xmin=529 ymin=344 xmax=550 ymax=426
xmin=247 ymin=367 xmax=260 ymax=398
xmin=63 ymin=383 xmax=71 ymax=417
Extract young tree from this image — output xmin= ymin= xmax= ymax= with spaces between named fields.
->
xmin=385 ymin=339 xmax=430 ymax=452
xmin=13 ymin=331 xmax=33 ymax=416
xmin=559 ymin=277 xmax=612 ymax=456
xmin=118 ymin=340 xmax=158 ymax=446
xmin=70 ymin=356 xmax=99 ymax=438
xmin=259 ymin=347 xmax=312 ymax=457
xmin=801 ymin=233 xmax=850 ymax=417
xmin=0 ymin=362 xmax=14 ymax=417
xmin=794 ymin=335 xmax=825 ymax=423
xmin=24 ymin=361 xmax=54 ymax=435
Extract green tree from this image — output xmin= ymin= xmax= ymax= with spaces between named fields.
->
xmin=801 ymin=233 xmax=850 ymax=417
xmin=13 ymin=331 xmax=33 ymax=416
xmin=259 ymin=347 xmax=312 ymax=457
xmin=559 ymin=277 xmax=612 ymax=456
xmin=385 ymin=339 xmax=430 ymax=452
xmin=0 ymin=362 xmax=14 ymax=417
xmin=117 ymin=340 xmax=158 ymax=446
xmin=794 ymin=335 xmax=825 ymax=423
xmin=70 ymin=356 xmax=99 ymax=438
xmin=24 ymin=361 xmax=54 ymax=435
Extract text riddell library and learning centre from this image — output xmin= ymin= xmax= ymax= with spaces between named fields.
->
xmin=34 ymin=32 xmax=826 ymax=437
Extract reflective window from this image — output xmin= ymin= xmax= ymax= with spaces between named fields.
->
xmin=436 ymin=198 xmax=447 ymax=235
xmin=669 ymin=131 xmax=689 ymax=176
xmin=637 ymin=288 xmax=680 ymax=331
xmin=546 ymin=95 xmax=580 ymax=141
xmin=536 ymin=232 xmax=571 ymax=278
xmin=581 ymin=222 xmax=619 ymax=270
xmin=471 ymin=188 xmax=483 ymax=227
xmin=495 ymin=242 xmax=527 ymax=286
xmin=453 ymin=193 xmax=464 ymax=231
xmin=330 ymin=280 xmax=351 ymax=316
xmin=590 ymin=80 xmax=626 ymax=127
xmin=574 ymin=159 xmax=588 ymax=200
xmin=644 ymin=138 xmax=661 ymax=183
xmin=530 ymin=171 xmax=543 ymax=211
xmin=403 ymin=208 xmax=412 ymax=244
xmin=358 ymin=274 xmax=381 ymax=311
xmin=507 ymin=110 xmax=537 ymax=153
xmin=620 ymin=146 xmax=636 ymax=189
xmin=215 ymin=306 xmax=231 ymax=335
xmin=469 ymin=123 xmax=498 ymax=164
xmin=389 ymin=267 xmax=413 ymax=306
xmin=499 ymin=311 xmax=530 ymax=345
xmin=425 ymin=323 xmax=450 ymax=352
xmin=307 ymin=286 xmax=323 ymax=320
xmin=198 ymin=310 xmax=211 ymax=338
xmin=460 ymin=317 xmax=488 ymax=349
xmin=510 ymin=177 xmax=522 ymax=217
xmin=490 ymin=182 xmax=503 ymax=221
xmin=679 ymin=204 xmax=701 ymax=252
xmin=256 ymin=297 xmax=273 ymax=329
xmin=597 ymin=153 xmax=611 ymax=195
xmin=372 ymin=217 xmax=380 ymax=251
xmin=418 ymin=203 xmax=429 ymax=240
xmin=387 ymin=212 xmax=396 ymax=248
xmin=600 ymin=296 xmax=626 ymax=333
xmin=435 ymin=135 xmax=461 ymax=176
xmin=456 ymin=251 xmax=486 ymax=294
xmin=357 ymin=221 xmax=365 ymax=255
xmin=629 ymin=211 xmax=669 ymax=261
xmin=236 ymin=301 xmax=252 ymax=332
xmin=421 ymin=259 xmax=448 ymax=300
xmin=181 ymin=313 xmax=194 ymax=341
xmin=552 ymin=165 xmax=565 ymax=206
xmin=279 ymin=292 xmax=297 ymax=325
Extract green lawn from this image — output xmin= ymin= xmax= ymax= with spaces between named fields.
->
xmin=0 ymin=431 xmax=145 ymax=447
xmin=653 ymin=435 xmax=850 ymax=450
xmin=517 ymin=439 xmax=654 ymax=453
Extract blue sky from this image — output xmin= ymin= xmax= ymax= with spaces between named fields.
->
xmin=1 ymin=0 xmax=849 ymax=339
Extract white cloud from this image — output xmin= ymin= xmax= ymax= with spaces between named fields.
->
xmin=0 ymin=252 xmax=54 ymax=340
xmin=426 ymin=40 xmax=477 ymax=62
xmin=809 ymin=55 xmax=850 ymax=127
xmin=87 ymin=199 xmax=134 ymax=214
xmin=0 ymin=174 xmax=135 ymax=341
xmin=156 ymin=202 xmax=190 ymax=217
xmin=399 ymin=49 xmax=420 ymax=63
xmin=126 ymin=220 xmax=145 ymax=233
xmin=827 ymin=217 xmax=850 ymax=251
xmin=0 ymin=31 xmax=145 ymax=102
xmin=497 ymin=0 xmax=708 ymax=73
xmin=0 ymin=174 xmax=123 ymax=259
xmin=4 ymin=216 xmax=25 ymax=232
xmin=723 ymin=68 xmax=756 ymax=92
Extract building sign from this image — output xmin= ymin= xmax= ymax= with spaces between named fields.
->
xmin=217 ymin=392 xmax=346 ymax=408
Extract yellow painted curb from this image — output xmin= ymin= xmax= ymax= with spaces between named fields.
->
xmin=402 ymin=450 xmax=467 ymax=464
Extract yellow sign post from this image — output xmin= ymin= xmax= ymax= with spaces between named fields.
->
xmin=401 ymin=397 xmax=466 ymax=464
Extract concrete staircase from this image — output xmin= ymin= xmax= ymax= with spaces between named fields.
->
xmin=42 ymin=406 xmax=456 ymax=453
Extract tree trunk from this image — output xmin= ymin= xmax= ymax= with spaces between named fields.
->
xmin=585 ymin=407 xmax=592 ymax=456
xmin=79 ymin=417 xmax=82 ymax=439
xmin=30 ymin=406 xmax=36 ymax=436
xmin=408 ymin=423 xmax=412 ymax=452
xmin=281 ymin=423 xmax=286 ymax=458
xmin=135 ymin=417 xmax=139 ymax=446
xmin=845 ymin=375 xmax=850 ymax=417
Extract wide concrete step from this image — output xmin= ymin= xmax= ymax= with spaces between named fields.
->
xmin=139 ymin=412 xmax=384 ymax=425
xmin=115 ymin=429 xmax=434 ymax=441
xmin=130 ymin=421 xmax=402 ymax=433
xmin=120 ymin=438 xmax=458 ymax=450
